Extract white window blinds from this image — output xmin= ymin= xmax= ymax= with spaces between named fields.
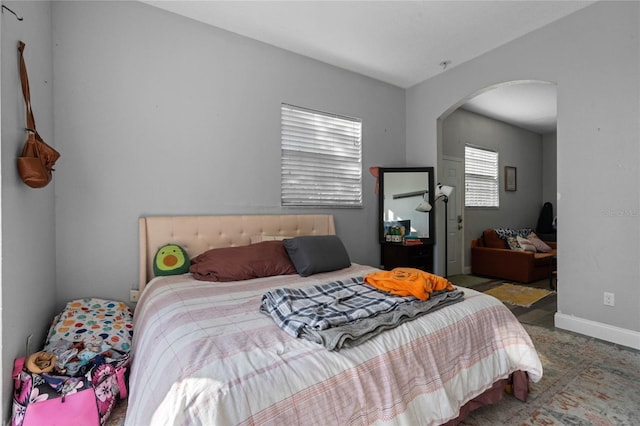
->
xmin=465 ymin=145 xmax=499 ymax=207
xmin=281 ymin=104 xmax=362 ymax=207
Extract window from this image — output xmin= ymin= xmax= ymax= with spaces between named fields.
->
xmin=465 ymin=145 xmax=499 ymax=207
xmin=281 ymin=104 xmax=362 ymax=207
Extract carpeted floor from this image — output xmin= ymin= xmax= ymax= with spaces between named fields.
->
xmin=461 ymin=324 xmax=640 ymax=425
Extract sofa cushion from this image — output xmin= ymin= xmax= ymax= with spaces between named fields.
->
xmin=533 ymin=252 xmax=556 ymax=266
xmin=483 ymin=229 xmax=508 ymax=249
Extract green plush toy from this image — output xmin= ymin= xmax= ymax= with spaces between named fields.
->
xmin=153 ymin=244 xmax=190 ymax=276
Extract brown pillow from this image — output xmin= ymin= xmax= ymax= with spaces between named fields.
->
xmin=189 ymin=241 xmax=297 ymax=282
xmin=483 ymin=229 xmax=508 ymax=249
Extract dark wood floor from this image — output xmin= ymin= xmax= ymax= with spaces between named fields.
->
xmin=452 ymin=276 xmax=557 ymax=329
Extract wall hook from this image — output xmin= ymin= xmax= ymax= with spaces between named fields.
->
xmin=2 ymin=5 xmax=24 ymax=21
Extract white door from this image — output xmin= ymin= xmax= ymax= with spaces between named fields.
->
xmin=442 ymin=157 xmax=464 ymax=276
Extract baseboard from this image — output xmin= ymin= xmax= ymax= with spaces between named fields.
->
xmin=555 ymin=313 xmax=640 ymax=350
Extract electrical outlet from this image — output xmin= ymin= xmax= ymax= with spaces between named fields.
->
xmin=603 ymin=292 xmax=615 ymax=306
xmin=130 ymin=289 xmax=140 ymax=303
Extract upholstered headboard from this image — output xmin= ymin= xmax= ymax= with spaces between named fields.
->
xmin=138 ymin=214 xmax=336 ymax=293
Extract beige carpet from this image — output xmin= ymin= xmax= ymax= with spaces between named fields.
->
xmin=484 ymin=283 xmax=553 ymax=307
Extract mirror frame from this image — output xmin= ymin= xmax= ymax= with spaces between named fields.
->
xmin=378 ymin=167 xmax=435 ymax=244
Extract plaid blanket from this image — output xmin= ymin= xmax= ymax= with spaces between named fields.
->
xmin=260 ymin=276 xmax=464 ymax=349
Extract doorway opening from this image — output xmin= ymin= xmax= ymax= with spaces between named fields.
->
xmin=436 ymin=80 xmax=557 ymax=278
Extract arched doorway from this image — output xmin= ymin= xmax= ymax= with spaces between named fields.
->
xmin=436 ymin=80 xmax=557 ymax=277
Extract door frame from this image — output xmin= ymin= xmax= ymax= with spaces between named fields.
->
xmin=441 ymin=155 xmax=464 ymax=276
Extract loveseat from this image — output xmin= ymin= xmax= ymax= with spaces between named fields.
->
xmin=471 ymin=228 xmax=557 ymax=283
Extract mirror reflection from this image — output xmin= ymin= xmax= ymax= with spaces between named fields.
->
xmin=379 ymin=167 xmax=434 ymax=243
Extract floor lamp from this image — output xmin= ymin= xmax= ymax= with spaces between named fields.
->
xmin=434 ymin=183 xmax=454 ymax=277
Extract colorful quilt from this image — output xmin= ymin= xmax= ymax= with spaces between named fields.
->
xmin=45 ymin=298 xmax=133 ymax=353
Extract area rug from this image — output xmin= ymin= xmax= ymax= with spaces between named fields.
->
xmin=447 ymin=274 xmax=494 ymax=288
xmin=484 ymin=283 xmax=553 ymax=307
xmin=461 ymin=324 xmax=640 ymax=425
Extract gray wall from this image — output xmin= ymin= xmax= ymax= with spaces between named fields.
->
xmin=50 ymin=1 xmax=405 ymax=304
xmin=0 ymin=1 xmax=406 ymax=418
xmin=1 ymin=1 xmax=58 ymax=417
xmin=442 ymin=108 xmax=544 ymax=271
xmin=407 ymin=1 xmax=640 ymax=345
xmin=2 ymin=0 xmax=639 ymax=421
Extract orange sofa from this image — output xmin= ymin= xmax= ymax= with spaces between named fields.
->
xmin=470 ymin=229 xmax=557 ymax=283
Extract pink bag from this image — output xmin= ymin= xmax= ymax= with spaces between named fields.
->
xmin=22 ymin=390 xmax=99 ymax=426
xmin=11 ymin=355 xmax=128 ymax=426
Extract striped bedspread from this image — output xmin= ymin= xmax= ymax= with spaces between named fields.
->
xmin=126 ymin=264 xmax=542 ymax=426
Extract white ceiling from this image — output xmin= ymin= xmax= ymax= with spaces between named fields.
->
xmin=143 ymin=0 xmax=595 ymax=134
xmin=461 ymin=82 xmax=558 ymax=134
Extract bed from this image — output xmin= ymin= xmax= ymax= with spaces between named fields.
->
xmin=125 ymin=214 xmax=542 ymax=425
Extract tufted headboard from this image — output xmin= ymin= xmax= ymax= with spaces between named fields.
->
xmin=138 ymin=214 xmax=336 ymax=293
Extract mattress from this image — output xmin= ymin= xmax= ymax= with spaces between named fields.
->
xmin=125 ymin=264 xmax=542 ymax=425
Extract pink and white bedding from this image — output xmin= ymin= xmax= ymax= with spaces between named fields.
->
xmin=126 ymin=264 xmax=542 ymax=425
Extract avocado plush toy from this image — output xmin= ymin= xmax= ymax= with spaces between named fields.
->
xmin=153 ymin=244 xmax=190 ymax=276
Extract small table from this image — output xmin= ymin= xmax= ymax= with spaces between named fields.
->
xmin=381 ymin=241 xmax=434 ymax=273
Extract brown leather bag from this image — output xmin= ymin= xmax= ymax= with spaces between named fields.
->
xmin=16 ymin=41 xmax=60 ymax=188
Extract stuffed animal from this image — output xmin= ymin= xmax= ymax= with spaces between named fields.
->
xmin=154 ymin=244 xmax=190 ymax=276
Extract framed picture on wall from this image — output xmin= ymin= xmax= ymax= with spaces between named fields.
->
xmin=505 ymin=166 xmax=517 ymax=191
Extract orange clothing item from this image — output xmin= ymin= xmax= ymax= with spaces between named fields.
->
xmin=364 ymin=268 xmax=454 ymax=300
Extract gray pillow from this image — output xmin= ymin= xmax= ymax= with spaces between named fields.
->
xmin=284 ymin=235 xmax=351 ymax=277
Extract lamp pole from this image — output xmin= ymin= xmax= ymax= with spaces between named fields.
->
xmin=435 ymin=183 xmax=453 ymax=278
xmin=442 ymin=196 xmax=448 ymax=277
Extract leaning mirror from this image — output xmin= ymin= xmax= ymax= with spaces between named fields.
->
xmin=378 ymin=167 xmax=434 ymax=244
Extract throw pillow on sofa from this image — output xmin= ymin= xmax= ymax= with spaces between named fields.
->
xmin=516 ymin=236 xmax=537 ymax=252
xmin=506 ymin=236 xmax=522 ymax=251
xmin=527 ymin=232 xmax=552 ymax=252
xmin=507 ymin=236 xmax=537 ymax=252
xmin=494 ymin=228 xmax=533 ymax=240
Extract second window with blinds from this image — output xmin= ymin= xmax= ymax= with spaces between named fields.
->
xmin=465 ymin=145 xmax=499 ymax=208
xmin=281 ymin=104 xmax=362 ymax=208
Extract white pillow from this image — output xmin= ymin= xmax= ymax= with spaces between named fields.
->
xmin=506 ymin=236 xmax=521 ymax=251
xmin=516 ymin=236 xmax=537 ymax=252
